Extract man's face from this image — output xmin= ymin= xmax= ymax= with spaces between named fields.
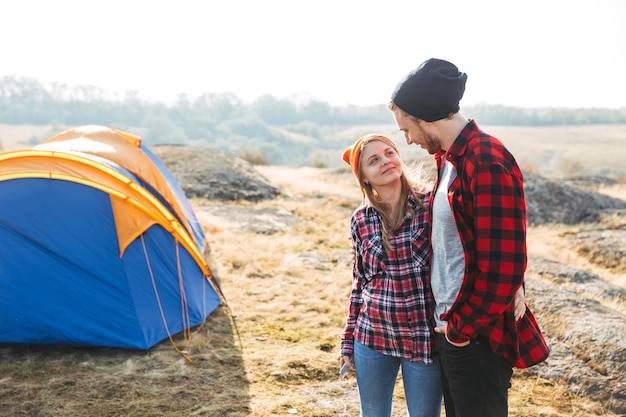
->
xmin=391 ymin=108 xmax=442 ymax=155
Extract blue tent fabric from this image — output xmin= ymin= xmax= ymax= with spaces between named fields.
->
xmin=0 ymin=129 xmax=221 ymax=350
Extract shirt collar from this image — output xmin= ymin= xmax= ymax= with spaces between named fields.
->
xmin=445 ymin=119 xmax=477 ymax=160
xmin=363 ymin=191 xmax=421 ymax=220
xmin=407 ymin=192 xmax=419 ymax=211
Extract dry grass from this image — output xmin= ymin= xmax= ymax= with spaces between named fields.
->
xmin=1 ymin=124 xmax=625 ymax=416
xmin=0 ymin=124 xmax=54 ymax=151
xmin=599 ymin=184 xmax=626 ymax=200
xmin=1 ymin=168 xmax=624 ymax=416
xmin=204 ymin=166 xmax=626 ymax=416
xmin=483 ymin=124 xmax=626 ymax=179
xmin=0 ymin=308 xmax=249 ymax=417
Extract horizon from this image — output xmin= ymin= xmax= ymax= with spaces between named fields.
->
xmin=4 ymin=74 xmax=625 ymax=111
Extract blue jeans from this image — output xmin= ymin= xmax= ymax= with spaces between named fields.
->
xmin=438 ymin=334 xmax=513 ymax=417
xmin=354 ymin=340 xmax=443 ymax=417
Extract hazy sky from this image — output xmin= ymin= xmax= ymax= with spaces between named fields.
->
xmin=2 ymin=0 xmax=625 ymax=108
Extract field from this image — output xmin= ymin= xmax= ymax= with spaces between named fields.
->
xmin=0 ymin=124 xmax=625 ymax=416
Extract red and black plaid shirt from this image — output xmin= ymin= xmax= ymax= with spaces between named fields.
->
xmin=433 ymin=120 xmax=549 ymax=368
xmin=340 ymin=193 xmax=436 ymax=363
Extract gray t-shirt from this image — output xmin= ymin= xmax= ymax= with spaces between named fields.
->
xmin=431 ymin=161 xmax=465 ymax=328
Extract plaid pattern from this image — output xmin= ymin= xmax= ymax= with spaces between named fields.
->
xmin=432 ymin=120 xmax=549 ymax=368
xmin=340 ymin=193 xmax=437 ymax=363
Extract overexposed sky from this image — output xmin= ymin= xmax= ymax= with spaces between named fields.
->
xmin=2 ymin=0 xmax=625 ymax=108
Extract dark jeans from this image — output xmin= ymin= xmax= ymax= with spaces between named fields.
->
xmin=437 ymin=333 xmax=513 ymax=417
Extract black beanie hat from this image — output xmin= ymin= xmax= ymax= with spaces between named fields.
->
xmin=391 ymin=58 xmax=467 ymax=122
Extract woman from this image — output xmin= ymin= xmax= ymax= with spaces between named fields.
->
xmin=340 ymin=133 xmax=442 ymax=417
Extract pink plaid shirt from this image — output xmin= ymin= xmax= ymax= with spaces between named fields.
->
xmin=340 ymin=193 xmax=436 ymax=363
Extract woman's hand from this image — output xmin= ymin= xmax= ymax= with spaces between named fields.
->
xmin=339 ymin=355 xmax=355 ymax=380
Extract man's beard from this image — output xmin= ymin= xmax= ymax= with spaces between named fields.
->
xmin=418 ymin=125 xmax=442 ymax=155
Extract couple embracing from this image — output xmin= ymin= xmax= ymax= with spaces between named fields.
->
xmin=339 ymin=58 xmax=549 ymax=417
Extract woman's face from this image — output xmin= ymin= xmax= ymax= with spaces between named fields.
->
xmin=359 ymin=140 xmax=403 ymax=189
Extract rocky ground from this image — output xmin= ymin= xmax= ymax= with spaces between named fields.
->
xmin=153 ymin=145 xmax=626 ymax=415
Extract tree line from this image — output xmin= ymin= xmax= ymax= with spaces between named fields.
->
xmin=1 ymin=76 xmax=624 ymax=166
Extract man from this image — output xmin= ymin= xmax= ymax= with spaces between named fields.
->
xmin=388 ymin=58 xmax=549 ymax=417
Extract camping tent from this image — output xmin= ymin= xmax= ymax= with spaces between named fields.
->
xmin=0 ymin=125 xmax=221 ymax=350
